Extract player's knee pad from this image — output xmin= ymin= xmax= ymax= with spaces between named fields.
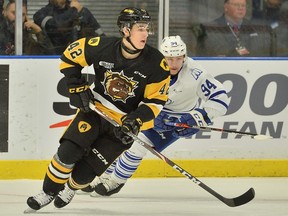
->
xmin=57 ymin=139 xmax=85 ymax=164
xmin=71 ymin=160 xmax=96 ymax=185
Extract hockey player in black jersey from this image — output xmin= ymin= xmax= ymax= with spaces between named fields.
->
xmin=25 ymin=7 xmax=170 ymax=212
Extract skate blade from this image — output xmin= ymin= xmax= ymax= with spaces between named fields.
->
xmin=23 ymin=207 xmax=37 ymax=214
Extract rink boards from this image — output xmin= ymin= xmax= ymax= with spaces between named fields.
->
xmin=0 ymin=57 xmax=287 ymax=179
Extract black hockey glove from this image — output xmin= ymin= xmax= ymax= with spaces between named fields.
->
xmin=114 ymin=113 xmax=143 ymax=145
xmin=67 ymin=77 xmax=95 ymax=112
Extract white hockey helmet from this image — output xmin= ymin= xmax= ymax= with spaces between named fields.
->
xmin=160 ymin=35 xmax=187 ymax=57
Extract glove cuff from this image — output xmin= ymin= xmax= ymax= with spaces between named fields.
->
xmin=67 ymin=76 xmax=87 ymax=85
xmin=121 ymin=113 xmax=143 ymax=127
xmin=191 ymin=108 xmax=211 ymax=125
xmin=67 ymin=77 xmax=90 ymax=94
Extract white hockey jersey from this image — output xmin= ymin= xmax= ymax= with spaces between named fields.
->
xmin=163 ymin=57 xmax=229 ymax=120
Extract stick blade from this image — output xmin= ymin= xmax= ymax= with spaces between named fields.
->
xmin=224 ymin=187 xmax=255 ymax=207
xmin=253 ymin=135 xmax=273 ymax=140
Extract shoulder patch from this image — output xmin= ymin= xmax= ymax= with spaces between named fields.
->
xmin=160 ymin=58 xmax=170 ymax=71
xmin=88 ymin=37 xmax=100 ymax=46
xmin=191 ymin=68 xmax=203 ymax=80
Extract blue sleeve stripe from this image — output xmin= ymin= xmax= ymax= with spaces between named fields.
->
xmin=208 ymin=90 xmax=227 ymax=100
xmin=210 ymin=98 xmax=229 ymax=110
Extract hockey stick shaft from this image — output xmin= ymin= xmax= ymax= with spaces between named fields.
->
xmin=89 ymin=103 xmax=255 ymax=207
xmin=165 ymin=122 xmax=272 ymax=140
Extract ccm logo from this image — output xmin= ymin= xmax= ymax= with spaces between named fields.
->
xmin=69 ymin=85 xmax=89 ymax=93
xmin=92 ymin=148 xmax=108 ymax=165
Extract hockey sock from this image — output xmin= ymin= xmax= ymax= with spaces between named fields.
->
xmin=103 ymin=160 xmax=117 ymax=176
xmin=110 ymin=149 xmax=143 ymax=183
xmin=43 ymin=154 xmax=74 ymax=195
xmin=68 ymin=177 xmax=90 ymax=190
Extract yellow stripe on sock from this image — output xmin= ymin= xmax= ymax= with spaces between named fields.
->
xmin=69 ymin=177 xmax=90 ymax=190
xmin=46 ymin=168 xmax=68 ymax=184
xmin=51 ymin=158 xmax=73 ymax=174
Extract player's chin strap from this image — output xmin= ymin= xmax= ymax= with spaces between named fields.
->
xmin=121 ymin=31 xmax=142 ymax=54
xmin=88 ymin=102 xmax=255 ymax=208
xmin=121 ymin=40 xmax=141 ymax=54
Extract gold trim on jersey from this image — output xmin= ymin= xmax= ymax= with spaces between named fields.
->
xmin=95 ymin=102 xmax=123 ymax=125
xmin=94 ymin=102 xmax=154 ymax=131
xmin=60 ymin=61 xmax=76 ymax=70
xmin=62 ymin=38 xmax=88 ymax=67
xmin=145 ymin=103 xmax=163 ymax=117
xmin=59 ymin=109 xmax=80 ymax=138
xmin=160 ymin=58 xmax=170 ymax=71
xmin=144 ymin=79 xmax=169 ymax=102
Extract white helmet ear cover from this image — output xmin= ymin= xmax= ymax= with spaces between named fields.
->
xmin=160 ymin=35 xmax=187 ymax=57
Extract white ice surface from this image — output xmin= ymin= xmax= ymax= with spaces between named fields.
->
xmin=0 ymin=178 xmax=287 ymax=216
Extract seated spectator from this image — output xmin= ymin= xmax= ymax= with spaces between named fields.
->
xmin=33 ymin=0 xmax=105 ymax=55
xmin=197 ymin=0 xmax=272 ymax=57
xmin=0 ymin=0 xmax=55 ymax=55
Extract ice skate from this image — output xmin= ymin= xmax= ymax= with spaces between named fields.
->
xmin=77 ymin=175 xmax=109 ymax=194
xmin=54 ymin=185 xmax=76 ymax=208
xmin=91 ymin=178 xmax=125 ymax=197
xmin=24 ymin=190 xmax=54 ymax=213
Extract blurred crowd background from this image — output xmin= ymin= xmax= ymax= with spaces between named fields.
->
xmin=1 ymin=0 xmax=288 ymax=57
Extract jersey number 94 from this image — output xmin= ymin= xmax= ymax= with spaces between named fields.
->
xmin=201 ymin=79 xmax=217 ymax=96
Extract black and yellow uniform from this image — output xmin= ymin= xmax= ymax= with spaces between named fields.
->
xmin=26 ymin=7 xmax=170 ymax=211
xmin=42 ymin=36 xmax=170 ymax=194
xmin=60 ymin=36 xmax=170 ymax=130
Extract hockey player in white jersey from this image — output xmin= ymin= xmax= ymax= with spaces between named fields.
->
xmin=81 ymin=35 xmax=230 ymax=196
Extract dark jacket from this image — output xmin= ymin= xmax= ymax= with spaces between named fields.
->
xmin=0 ymin=16 xmax=55 ymax=55
xmin=197 ymin=14 xmax=273 ymax=57
xmin=33 ymin=3 xmax=104 ymax=54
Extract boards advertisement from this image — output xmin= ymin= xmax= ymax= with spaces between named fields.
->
xmin=0 ymin=58 xmax=287 ymax=159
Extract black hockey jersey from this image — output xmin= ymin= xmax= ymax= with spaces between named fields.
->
xmin=60 ymin=36 xmax=170 ymax=130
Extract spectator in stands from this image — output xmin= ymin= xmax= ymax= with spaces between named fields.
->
xmin=252 ymin=0 xmax=287 ymax=56
xmin=0 ymin=0 xmax=3 ymax=13
xmin=197 ymin=0 xmax=272 ymax=57
xmin=0 ymin=0 xmax=55 ymax=55
xmin=33 ymin=0 xmax=105 ymax=55
xmin=254 ymin=0 xmax=283 ymax=25
xmin=274 ymin=1 xmax=288 ymax=56
xmin=264 ymin=0 xmax=283 ymax=21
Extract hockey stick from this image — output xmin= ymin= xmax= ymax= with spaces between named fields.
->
xmin=165 ymin=122 xmax=272 ymax=140
xmin=89 ymin=103 xmax=255 ymax=207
